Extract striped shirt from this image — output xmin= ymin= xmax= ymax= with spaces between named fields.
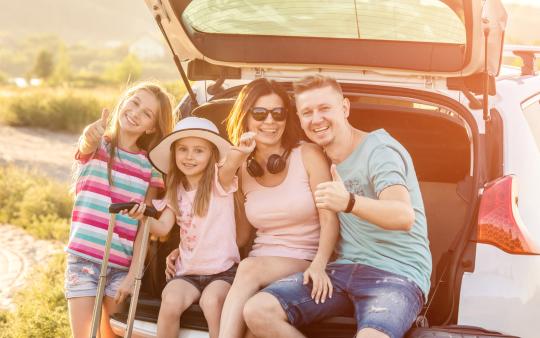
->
xmin=66 ymin=138 xmax=164 ymax=270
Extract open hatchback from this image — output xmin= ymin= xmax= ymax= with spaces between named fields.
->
xmin=110 ymin=1 xmax=540 ymax=338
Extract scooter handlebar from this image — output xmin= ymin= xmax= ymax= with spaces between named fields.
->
xmin=109 ymin=202 xmax=158 ymax=218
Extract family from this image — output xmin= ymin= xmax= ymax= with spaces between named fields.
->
xmin=64 ymin=74 xmax=432 ymax=338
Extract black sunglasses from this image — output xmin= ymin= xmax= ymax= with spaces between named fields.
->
xmin=249 ymin=107 xmax=287 ymax=122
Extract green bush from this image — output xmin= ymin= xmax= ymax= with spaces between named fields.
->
xmin=0 ymin=254 xmax=70 ymax=338
xmin=1 ymin=90 xmax=105 ymax=133
xmin=0 ymin=166 xmax=71 ymax=241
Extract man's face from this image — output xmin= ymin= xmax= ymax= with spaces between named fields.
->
xmin=295 ymin=85 xmax=349 ymax=147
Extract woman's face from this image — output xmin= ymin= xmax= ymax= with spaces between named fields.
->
xmin=246 ymin=93 xmax=287 ymax=148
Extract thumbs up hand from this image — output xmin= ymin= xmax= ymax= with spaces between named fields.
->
xmin=82 ymin=108 xmax=110 ymax=149
xmin=314 ymin=164 xmax=350 ymax=212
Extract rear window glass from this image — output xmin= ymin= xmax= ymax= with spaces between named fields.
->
xmin=182 ymin=0 xmax=466 ymax=44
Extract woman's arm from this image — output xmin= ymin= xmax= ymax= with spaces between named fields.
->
xmin=301 ymin=143 xmax=340 ymax=303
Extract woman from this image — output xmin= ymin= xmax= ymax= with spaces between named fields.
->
xmin=218 ymin=78 xmax=339 ymax=338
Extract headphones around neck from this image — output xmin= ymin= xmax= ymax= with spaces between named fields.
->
xmin=246 ymin=149 xmax=291 ymax=177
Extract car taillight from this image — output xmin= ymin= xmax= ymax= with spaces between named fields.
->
xmin=477 ymin=175 xmax=539 ymax=255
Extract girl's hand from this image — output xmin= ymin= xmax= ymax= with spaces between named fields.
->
xmin=121 ymin=202 xmax=147 ymax=221
xmin=236 ymin=131 xmax=257 ymax=154
xmin=82 ymin=108 xmax=109 ymax=148
xmin=114 ymin=273 xmax=134 ymax=304
xmin=303 ymin=261 xmax=333 ymax=304
xmin=165 ymin=248 xmax=180 ymax=281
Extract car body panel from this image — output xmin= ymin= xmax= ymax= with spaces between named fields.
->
xmin=145 ymin=0 xmax=506 ymax=78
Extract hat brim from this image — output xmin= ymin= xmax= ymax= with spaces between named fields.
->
xmin=149 ymin=128 xmax=232 ymax=175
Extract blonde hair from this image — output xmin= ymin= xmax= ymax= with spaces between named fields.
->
xmin=293 ymin=74 xmax=343 ymax=97
xmin=165 ymin=140 xmax=219 ymax=217
xmin=105 ymin=81 xmax=174 ymax=185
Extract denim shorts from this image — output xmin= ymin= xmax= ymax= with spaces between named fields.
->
xmin=64 ymin=254 xmax=127 ymax=299
xmin=170 ymin=264 xmax=237 ymax=293
xmin=262 ymin=263 xmax=423 ymax=338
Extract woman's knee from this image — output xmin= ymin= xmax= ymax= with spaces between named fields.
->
xmin=234 ymin=257 xmax=264 ymax=284
xmin=243 ymin=292 xmax=286 ymax=327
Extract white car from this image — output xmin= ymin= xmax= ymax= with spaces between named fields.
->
xmin=111 ymin=1 xmax=540 ymax=337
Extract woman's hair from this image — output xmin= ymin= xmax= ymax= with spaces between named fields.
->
xmin=226 ymin=78 xmax=303 ymax=151
xmin=165 ymin=139 xmax=220 ymax=217
xmin=105 ymin=81 xmax=174 ymax=185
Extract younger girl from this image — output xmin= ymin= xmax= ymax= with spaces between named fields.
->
xmin=65 ymin=82 xmax=174 ymax=338
xmin=127 ymin=117 xmax=254 ymax=338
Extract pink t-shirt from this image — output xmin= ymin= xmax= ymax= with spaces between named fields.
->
xmin=153 ymin=166 xmax=239 ymax=276
xmin=243 ymin=145 xmax=320 ymax=260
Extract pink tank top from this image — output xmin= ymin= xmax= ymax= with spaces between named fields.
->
xmin=243 ymin=145 xmax=320 ymax=260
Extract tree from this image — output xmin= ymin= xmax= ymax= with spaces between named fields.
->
xmin=103 ymin=54 xmax=142 ymax=85
xmin=31 ymin=49 xmax=55 ymax=80
xmin=49 ymin=44 xmax=72 ymax=85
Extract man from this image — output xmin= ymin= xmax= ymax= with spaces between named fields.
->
xmin=242 ymin=75 xmax=432 ymax=338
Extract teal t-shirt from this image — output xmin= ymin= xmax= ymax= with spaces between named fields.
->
xmin=335 ymin=129 xmax=432 ymax=298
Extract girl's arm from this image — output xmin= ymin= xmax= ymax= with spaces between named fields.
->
xmin=79 ymin=108 xmax=109 ymax=155
xmin=218 ymin=132 xmax=256 ymax=190
xmin=302 ymin=143 xmax=340 ymax=304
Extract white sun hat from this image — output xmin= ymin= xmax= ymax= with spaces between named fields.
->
xmin=149 ymin=117 xmax=232 ymax=174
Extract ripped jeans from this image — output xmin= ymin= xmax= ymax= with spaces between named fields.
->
xmin=261 ymin=263 xmax=423 ymax=338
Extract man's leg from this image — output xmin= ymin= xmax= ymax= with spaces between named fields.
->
xmin=349 ymin=265 xmax=423 ymax=338
xmin=244 ymin=269 xmax=353 ymax=338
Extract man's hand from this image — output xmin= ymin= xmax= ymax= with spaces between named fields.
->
xmin=235 ymin=131 xmax=257 ymax=154
xmin=81 ymin=108 xmax=109 ymax=150
xmin=165 ymin=248 xmax=179 ymax=281
xmin=303 ymin=260 xmax=333 ymax=304
xmin=114 ymin=273 xmax=134 ymax=304
xmin=314 ymin=164 xmax=350 ymax=212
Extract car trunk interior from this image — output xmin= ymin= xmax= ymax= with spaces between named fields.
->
xmin=112 ymin=84 xmax=477 ymax=336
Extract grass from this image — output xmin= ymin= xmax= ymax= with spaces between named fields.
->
xmin=0 ymin=254 xmax=70 ymax=338
xmin=0 ymin=81 xmax=186 ymax=133
xmin=0 ymin=165 xmax=71 ymax=242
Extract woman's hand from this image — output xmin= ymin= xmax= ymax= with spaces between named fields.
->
xmin=165 ymin=248 xmax=180 ymax=281
xmin=114 ymin=273 xmax=134 ymax=304
xmin=235 ymin=131 xmax=257 ymax=154
xmin=303 ymin=260 xmax=333 ymax=304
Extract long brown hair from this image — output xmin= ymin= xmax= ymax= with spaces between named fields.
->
xmin=165 ymin=139 xmax=220 ymax=217
xmin=105 ymin=82 xmax=174 ymax=185
xmin=226 ymin=78 xmax=303 ymax=151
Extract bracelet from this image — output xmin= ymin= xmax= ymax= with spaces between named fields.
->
xmin=344 ymin=192 xmax=355 ymax=213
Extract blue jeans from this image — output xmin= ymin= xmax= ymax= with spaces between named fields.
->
xmin=64 ymin=254 xmax=127 ymax=299
xmin=171 ymin=264 xmax=237 ymax=293
xmin=262 ymin=263 xmax=423 ymax=338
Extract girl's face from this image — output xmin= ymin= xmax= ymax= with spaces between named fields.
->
xmin=246 ymin=93 xmax=286 ymax=147
xmin=118 ymin=90 xmax=159 ymax=136
xmin=174 ymin=137 xmax=214 ymax=180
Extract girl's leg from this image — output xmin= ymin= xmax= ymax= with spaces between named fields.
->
xmin=218 ymin=256 xmax=310 ymax=338
xmin=199 ymin=280 xmax=231 ymax=338
xmin=102 ymin=296 xmax=126 ymax=338
xmin=68 ymin=296 xmax=95 ymax=338
xmin=157 ymin=279 xmax=201 ymax=338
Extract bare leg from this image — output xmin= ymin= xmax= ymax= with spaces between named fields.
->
xmin=218 ymin=256 xmax=310 ymax=338
xmin=199 ymin=280 xmax=231 ymax=338
xmin=68 ymin=296 xmax=95 ymax=338
xmin=157 ymin=279 xmax=201 ymax=338
xmin=101 ymin=296 xmax=125 ymax=338
xmin=244 ymin=292 xmax=305 ymax=338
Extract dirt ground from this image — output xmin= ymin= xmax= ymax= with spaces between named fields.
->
xmin=0 ymin=124 xmax=76 ymax=310
xmin=0 ymin=125 xmax=78 ymax=182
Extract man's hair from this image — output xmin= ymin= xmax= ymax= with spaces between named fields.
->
xmin=293 ymin=74 xmax=343 ymax=97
